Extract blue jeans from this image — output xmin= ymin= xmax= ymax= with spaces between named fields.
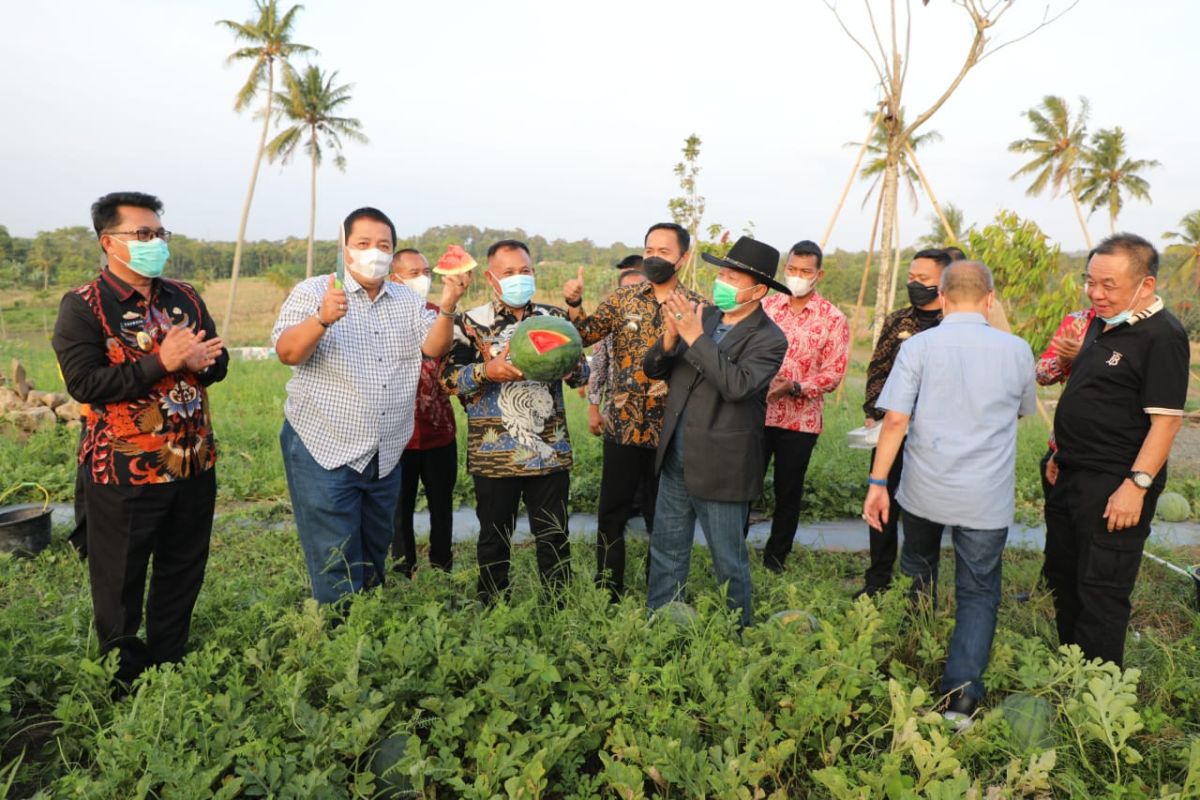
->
xmin=900 ymin=510 xmax=1008 ymax=700
xmin=281 ymin=421 xmax=403 ymax=605
xmin=648 ymin=439 xmax=753 ymax=627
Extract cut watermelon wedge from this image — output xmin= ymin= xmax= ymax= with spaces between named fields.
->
xmin=434 ymin=244 xmax=478 ymax=275
xmin=528 ymin=329 xmax=572 ymax=354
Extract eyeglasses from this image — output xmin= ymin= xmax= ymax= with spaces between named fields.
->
xmin=106 ymin=227 xmax=172 ymax=242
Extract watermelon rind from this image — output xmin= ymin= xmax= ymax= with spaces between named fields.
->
xmin=370 ymin=734 xmax=417 ymax=798
xmin=998 ymin=693 xmax=1055 ymax=752
xmin=509 ymin=316 xmax=583 ymax=382
xmin=1155 ymin=492 xmax=1193 ymax=523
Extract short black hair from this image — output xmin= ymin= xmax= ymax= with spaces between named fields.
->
xmin=788 ymin=240 xmax=823 ymax=270
xmin=91 ymin=191 xmax=163 ymax=239
xmin=616 ymin=254 xmax=644 ymax=270
xmin=912 ymin=248 xmax=953 ymax=268
xmin=393 ymin=247 xmax=422 ymax=259
xmin=645 ymin=222 xmax=690 ymax=254
xmin=618 ymin=268 xmax=645 ymax=285
xmin=486 ymin=239 xmax=530 ymax=260
xmin=944 ymin=246 xmax=966 ymax=261
xmin=1092 ymin=232 xmax=1159 ymax=278
xmin=343 ymin=207 xmax=397 ymax=246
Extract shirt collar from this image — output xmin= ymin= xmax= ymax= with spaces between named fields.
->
xmin=1125 ymin=296 xmax=1164 ymax=327
xmin=491 ymin=296 xmax=533 ymax=316
xmin=940 ymin=311 xmax=988 ymax=325
xmin=100 ymin=268 xmax=172 ymax=302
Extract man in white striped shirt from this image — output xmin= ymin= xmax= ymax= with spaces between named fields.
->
xmin=273 ymin=207 xmax=467 ymax=607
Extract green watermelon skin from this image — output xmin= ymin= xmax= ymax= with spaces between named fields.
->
xmin=370 ymin=735 xmax=415 ymax=798
xmin=509 ymin=315 xmax=583 ymax=382
xmin=1155 ymin=492 xmax=1193 ymax=523
xmin=998 ymin=693 xmax=1055 ymax=752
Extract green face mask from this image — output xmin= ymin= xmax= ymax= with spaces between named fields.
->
xmin=713 ymin=278 xmax=747 ymax=312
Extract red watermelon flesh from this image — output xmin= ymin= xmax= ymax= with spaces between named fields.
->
xmin=434 ymin=244 xmax=477 ymax=275
xmin=528 ymin=330 xmax=572 ymax=354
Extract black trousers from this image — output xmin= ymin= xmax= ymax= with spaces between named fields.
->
xmin=595 ymin=439 xmax=658 ymax=597
xmin=391 ymin=442 xmax=457 ymax=574
xmin=862 ymin=441 xmax=905 ymax=589
xmin=759 ymin=427 xmax=820 ymax=570
xmin=83 ymin=469 xmax=217 ymax=683
xmin=473 ymin=471 xmax=571 ymax=603
xmin=1042 ymin=465 xmax=1158 ymax=668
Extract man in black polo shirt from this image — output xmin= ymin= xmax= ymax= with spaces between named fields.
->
xmin=1043 ymin=233 xmax=1189 ymax=668
xmin=53 ymin=192 xmax=228 ymax=686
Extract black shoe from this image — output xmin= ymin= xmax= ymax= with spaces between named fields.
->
xmin=942 ymin=692 xmax=979 ymax=731
xmin=763 ymin=557 xmax=785 ymax=574
xmin=391 ymin=561 xmax=414 ymax=578
xmin=852 ymin=584 xmax=888 ymax=600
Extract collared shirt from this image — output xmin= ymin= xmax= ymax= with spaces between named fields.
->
xmin=585 ymin=335 xmax=616 ymax=436
xmin=1036 ymin=308 xmax=1096 ymax=386
xmin=52 ymin=269 xmax=228 ymax=485
xmin=272 ymin=272 xmax=435 ymax=476
xmin=878 ymin=312 xmax=1037 ymax=529
xmin=863 ymin=304 xmax=942 ymax=419
xmin=762 ymin=292 xmax=849 ymax=433
xmin=440 ymin=299 xmax=589 ymax=478
xmin=408 ymin=302 xmax=457 ymax=451
xmin=572 ymin=281 xmax=706 ymax=449
xmin=1053 ymin=298 xmax=1189 ymax=486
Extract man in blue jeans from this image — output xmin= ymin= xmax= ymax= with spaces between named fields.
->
xmin=863 ymin=260 xmax=1036 ymax=728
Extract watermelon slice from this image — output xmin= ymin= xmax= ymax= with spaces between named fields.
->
xmin=528 ymin=329 xmax=572 ymax=355
xmin=434 ymin=244 xmax=477 ymax=275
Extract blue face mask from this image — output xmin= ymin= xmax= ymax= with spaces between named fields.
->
xmin=114 ymin=238 xmax=170 ymax=278
xmin=496 ymin=273 xmax=535 ymax=307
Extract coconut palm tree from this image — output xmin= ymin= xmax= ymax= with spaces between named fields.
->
xmin=1008 ymin=95 xmax=1093 ymax=249
xmin=918 ymin=203 xmax=968 ymax=249
xmin=217 ymin=0 xmax=313 ymax=333
xmin=267 ymin=65 xmax=367 ymax=279
xmin=851 ymin=108 xmax=941 ymax=212
xmin=1163 ymin=210 xmax=1200 ymax=290
xmin=1077 ymin=127 xmax=1159 ymax=236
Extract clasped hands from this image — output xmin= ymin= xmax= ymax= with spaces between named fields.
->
xmin=159 ymin=325 xmax=224 ymax=374
xmin=661 ymin=291 xmax=705 ymax=348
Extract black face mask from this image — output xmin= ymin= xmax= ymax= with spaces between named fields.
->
xmin=641 ymin=256 xmax=678 ymax=285
xmin=907 ymin=280 xmax=940 ymax=308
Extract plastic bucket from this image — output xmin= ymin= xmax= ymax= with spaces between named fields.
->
xmin=0 ymin=483 xmax=52 ymax=557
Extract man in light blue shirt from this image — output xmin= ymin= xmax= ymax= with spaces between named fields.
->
xmin=862 ymin=260 xmax=1036 ymax=728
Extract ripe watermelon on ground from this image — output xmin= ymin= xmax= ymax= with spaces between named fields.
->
xmin=998 ymin=693 xmax=1055 ymax=752
xmin=509 ymin=315 xmax=583 ymax=382
xmin=654 ymin=601 xmax=699 ymax=626
xmin=370 ymin=735 xmax=416 ymax=798
xmin=768 ymin=608 xmax=819 ymax=633
xmin=1155 ymin=492 xmax=1193 ymax=523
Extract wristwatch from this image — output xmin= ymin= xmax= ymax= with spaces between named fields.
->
xmin=1128 ymin=470 xmax=1153 ymax=490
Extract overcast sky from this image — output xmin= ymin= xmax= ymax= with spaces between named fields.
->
xmin=2 ymin=0 xmax=1195 ymax=255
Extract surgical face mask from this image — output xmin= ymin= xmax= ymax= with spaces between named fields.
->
xmin=496 ymin=273 xmax=536 ymax=307
xmin=713 ymin=278 xmax=757 ymax=312
xmin=641 ymin=256 xmax=679 ymax=284
xmin=112 ymin=238 xmax=169 ymax=278
xmin=400 ymin=274 xmax=431 ymax=300
xmin=785 ymin=274 xmax=816 ymax=297
xmin=1099 ymin=278 xmax=1147 ymax=326
xmin=907 ymin=280 xmax=940 ymax=308
xmin=348 ymin=248 xmax=392 ymax=281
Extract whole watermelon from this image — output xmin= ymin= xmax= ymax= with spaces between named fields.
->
xmin=654 ymin=601 xmax=699 ymax=627
xmin=998 ymin=693 xmax=1055 ymax=752
xmin=509 ymin=315 xmax=583 ymax=382
xmin=1155 ymin=492 xmax=1193 ymax=523
xmin=769 ymin=608 xmax=819 ymax=633
xmin=370 ymin=735 xmax=416 ymax=798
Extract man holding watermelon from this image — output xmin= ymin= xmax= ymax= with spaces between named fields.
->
xmin=272 ymin=207 xmax=467 ymax=608
xmin=564 ymin=223 xmax=705 ymax=601
xmin=440 ymin=240 xmax=589 ymax=604
xmin=641 ymin=236 xmax=790 ymax=627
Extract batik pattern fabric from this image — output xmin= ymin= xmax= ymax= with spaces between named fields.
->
xmin=762 ymin=292 xmax=850 ymax=434
xmin=1036 ymin=308 xmax=1096 ymax=386
xmin=863 ymin=305 xmax=942 ymax=420
xmin=441 ymin=300 xmax=589 ymax=478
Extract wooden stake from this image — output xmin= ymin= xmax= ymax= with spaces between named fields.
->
xmin=821 ymin=105 xmax=885 ymax=250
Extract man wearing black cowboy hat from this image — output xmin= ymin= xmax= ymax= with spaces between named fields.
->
xmin=643 ymin=236 xmax=789 ymax=626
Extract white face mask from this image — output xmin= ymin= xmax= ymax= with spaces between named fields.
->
xmin=401 ymin=274 xmax=432 ymax=300
xmin=785 ymin=275 xmax=816 ymax=297
xmin=348 ymin=248 xmax=392 ymax=281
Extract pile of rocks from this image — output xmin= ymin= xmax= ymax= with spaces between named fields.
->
xmin=0 ymin=359 xmax=83 ymax=433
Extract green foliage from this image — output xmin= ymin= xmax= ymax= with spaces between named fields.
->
xmin=966 ymin=210 xmax=1077 ymax=354
xmin=1077 ymin=127 xmax=1159 ymax=233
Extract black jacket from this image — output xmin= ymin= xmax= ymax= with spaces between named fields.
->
xmin=643 ymin=304 xmax=788 ymax=502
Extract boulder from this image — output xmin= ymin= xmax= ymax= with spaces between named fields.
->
xmin=42 ymin=392 xmax=69 ymax=410
xmin=26 ymin=390 xmax=46 ymax=407
xmin=55 ymin=399 xmax=84 ymax=422
xmin=11 ymin=359 xmax=30 ymax=401
xmin=5 ymin=406 xmax=57 ymax=432
xmin=0 ymin=388 xmax=21 ymax=414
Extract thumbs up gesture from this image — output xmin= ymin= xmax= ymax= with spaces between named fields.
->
xmin=563 ymin=266 xmax=585 ymax=308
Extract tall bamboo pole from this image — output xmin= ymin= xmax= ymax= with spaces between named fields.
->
xmin=821 ymin=106 xmax=885 ymax=250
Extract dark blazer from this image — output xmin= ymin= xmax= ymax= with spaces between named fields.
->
xmin=643 ymin=304 xmax=788 ymax=502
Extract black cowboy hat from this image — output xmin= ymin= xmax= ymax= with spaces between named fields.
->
xmin=701 ymin=236 xmax=790 ymax=295
xmin=614 ymin=254 xmax=644 ymax=270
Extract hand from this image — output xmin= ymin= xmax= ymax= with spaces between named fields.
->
xmin=483 ymin=343 xmax=525 ymax=383
xmin=564 ymin=266 xmax=584 ymax=307
xmin=767 ymin=376 xmax=792 ymax=403
xmin=1053 ymin=331 xmax=1083 ymax=372
xmin=662 ymin=306 xmax=680 ymax=352
xmin=438 ymin=272 xmax=469 ymax=313
xmin=318 ymin=274 xmax=348 ymax=326
xmin=184 ymin=331 xmax=224 ymax=373
xmin=159 ymin=324 xmax=199 ymax=372
xmin=863 ymin=483 xmax=890 ymax=530
xmin=587 ymin=403 xmax=603 ymax=436
xmin=1044 ymin=453 xmax=1059 ymax=487
xmin=863 ymin=417 xmax=877 ymax=429
xmin=1103 ymin=479 xmax=1146 ymax=532
xmin=663 ymin=291 xmax=704 ymax=345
